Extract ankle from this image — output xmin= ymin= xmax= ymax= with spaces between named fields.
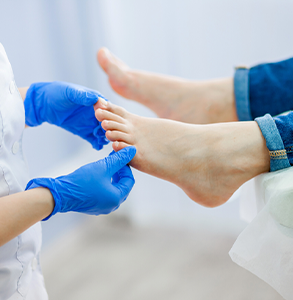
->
xmin=222 ymin=121 xmax=270 ymax=180
xmin=242 ymin=121 xmax=270 ymax=175
xmin=196 ymin=78 xmax=237 ymax=123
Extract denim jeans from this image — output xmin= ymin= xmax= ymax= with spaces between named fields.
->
xmin=234 ymin=58 xmax=293 ymax=171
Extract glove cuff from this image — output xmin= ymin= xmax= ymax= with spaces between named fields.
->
xmin=25 ymin=178 xmax=62 ymax=221
xmin=24 ymin=83 xmax=44 ymax=127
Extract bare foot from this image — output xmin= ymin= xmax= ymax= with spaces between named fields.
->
xmin=95 ymin=100 xmax=270 ymax=207
xmin=97 ymin=48 xmax=238 ymax=124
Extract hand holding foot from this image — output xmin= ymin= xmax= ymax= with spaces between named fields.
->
xmin=95 ymin=99 xmax=270 ymax=207
xmin=97 ymin=48 xmax=238 ymax=124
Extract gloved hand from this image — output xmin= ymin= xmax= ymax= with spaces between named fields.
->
xmin=25 ymin=147 xmax=136 ymax=220
xmin=24 ymin=81 xmax=109 ymax=150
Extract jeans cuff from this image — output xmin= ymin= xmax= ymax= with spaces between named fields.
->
xmin=234 ymin=67 xmax=253 ymax=121
xmin=255 ymin=114 xmax=291 ymax=171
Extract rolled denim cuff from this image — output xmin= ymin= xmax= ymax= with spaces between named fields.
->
xmin=234 ymin=67 xmax=253 ymax=121
xmin=255 ymin=114 xmax=291 ymax=171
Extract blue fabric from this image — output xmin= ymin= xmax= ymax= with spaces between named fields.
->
xmin=234 ymin=68 xmax=252 ymax=121
xmin=25 ymin=147 xmax=136 ymax=220
xmin=274 ymin=112 xmax=293 ymax=167
xmin=234 ymin=58 xmax=293 ymax=170
xmin=249 ymin=58 xmax=293 ymax=119
xmin=255 ymin=114 xmax=290 ymax=171
xmin=25 ymin=81 xmax=109 ymax=150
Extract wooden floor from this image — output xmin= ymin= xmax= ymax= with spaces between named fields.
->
xmin=41 ymin=216 xmax=283 ymax=300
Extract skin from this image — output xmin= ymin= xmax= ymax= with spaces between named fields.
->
xmin=19 ymin=87 xmax=29 ymax=127
xmin=0 ymin=188 xmax=54 ymax=247
xmin=19 ymin=87 xmax=28 ymax=100
xmin=95 ymin=99 xmax=270 ymax=208
xmin=97 ymin=47 xmax=238 ymax=124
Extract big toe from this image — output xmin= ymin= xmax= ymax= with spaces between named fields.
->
xmin=97 ymin=48 xmax=111 ymax=73
xmin=97 ymin=48 xmax=128 ymax=75
xmin=97 ymin=48 xmax=131 ymax=96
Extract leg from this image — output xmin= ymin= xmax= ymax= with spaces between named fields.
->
xmin=95 ymin=101 xmax=270 ymax=207
xmin=97 ymin=48 xmax=238 ymax=124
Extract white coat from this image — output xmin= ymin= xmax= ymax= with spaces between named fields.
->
xmin=0 ymin=43 xmax=48 ymax=300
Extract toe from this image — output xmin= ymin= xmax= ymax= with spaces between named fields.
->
xmin=106 ymin=130 xmax=133 ymax=144
xmin=113 ymin=141 xmax=132 ymax=152
xmin=93 ymin=97 xmax=108 ymax=110
xmin=106 ymin=102 xmax=127 ymax=117
xmin=102 ymin=120 xmax=128 ymax=133
xmin=95 ymin=108 xmax=125 ymax=123
xmin=98 ymin=48 xmax=132 ymax=99
xmin=97 ymin=48 xmax=111 ymax=73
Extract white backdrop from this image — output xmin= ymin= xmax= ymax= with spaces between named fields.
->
xmin=0 ymin=0 xmax=292 ymax=245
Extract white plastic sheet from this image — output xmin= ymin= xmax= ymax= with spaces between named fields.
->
xmin=230 ymin=167 xmax=293 ymax=300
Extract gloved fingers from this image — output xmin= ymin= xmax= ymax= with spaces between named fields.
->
xmin=109 ymin=150 xmax=116 ymax=156
xmin=65 ymin=84 xmax=106 ymax=106
xmin=93 ymin=124 xmax=108 ymax=140
xmin=112 ymin=163 xmax=133 ymax=184
xmin=71 ymin=122 xmax=108 ymax=150
xmin=92 ymin=139 xmax=109 ymax=150
xmin=89 ymin=127 xmax=109 ymax=150
xmin=112 ymin=172 xmax=120 ymax=185
xmin=105 ymin=146 xmax=136 ymax=176
xmin=112 ymin=166 xmax=135 ymax=199
xmin=111 ymin=151 xmax=123 ymax=184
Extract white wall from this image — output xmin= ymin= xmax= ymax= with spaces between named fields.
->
xmin=0 ymin=0 xmax=292 ymax=244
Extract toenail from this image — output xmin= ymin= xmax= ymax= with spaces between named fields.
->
xmin=98 ymin=97 xmax=108 ymax=107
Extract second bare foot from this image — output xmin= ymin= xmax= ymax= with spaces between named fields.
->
xmin=97 ymin=48 xmax=238 ymax=124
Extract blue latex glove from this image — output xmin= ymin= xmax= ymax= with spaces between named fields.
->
xmin=25 ymin=147 xmax=136 ymax=220
xmin=24 ymin=81 xmax=109 ymax=150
